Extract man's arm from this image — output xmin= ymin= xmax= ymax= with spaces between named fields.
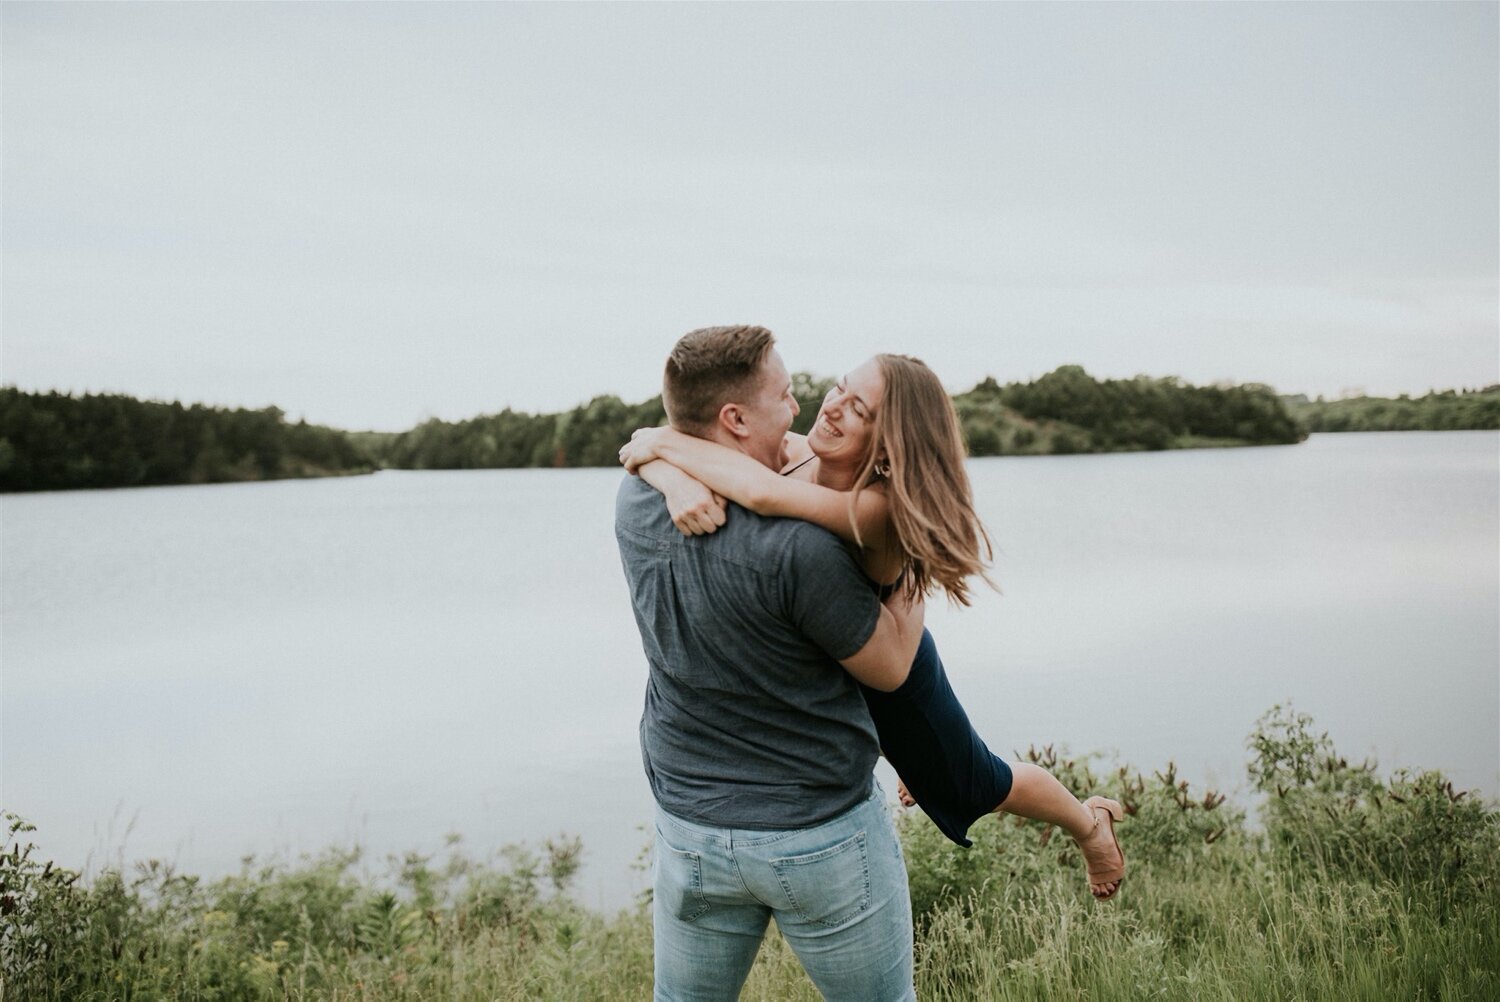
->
xmin=784 ymin=527 xmax=924 ymax=691
xmin=838 ymin=591 xmax=924 ymax=692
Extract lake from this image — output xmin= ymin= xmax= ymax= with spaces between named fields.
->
xmin=3 ymin=431 xmax=1496 ymax=912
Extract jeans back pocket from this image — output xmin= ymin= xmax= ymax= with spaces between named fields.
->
xmin=655 ymin=829 xmax=711 ymax=922
xmin=770 ymin=830 xmax=871 ymax=929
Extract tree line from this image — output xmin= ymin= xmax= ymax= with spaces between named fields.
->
xmin=6 ymin=370 xmax=1494 ymax=492
xmin=0 ymin=388 xmax=375 ymax=493
xmin=953 ymin=365 xmax=1305 ymax=456
xmin=382 ymin=365 xmax=1309 ymax=472
xmin=1281 ymin=387 xmax=1500 ymax=432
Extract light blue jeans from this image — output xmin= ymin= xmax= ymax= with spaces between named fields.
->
xmin=652 ymin=786 xmax=915 ymax=1001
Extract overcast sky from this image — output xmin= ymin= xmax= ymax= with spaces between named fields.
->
xmin=4 ymin=2 xmax=1496 ymax=431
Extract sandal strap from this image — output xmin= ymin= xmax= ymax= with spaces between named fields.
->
xmin=1082 ymin=797 xmax=1126 ymax=887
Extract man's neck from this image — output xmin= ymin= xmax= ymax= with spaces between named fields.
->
xmin=686 ymin=424 xmax=779 ymax=471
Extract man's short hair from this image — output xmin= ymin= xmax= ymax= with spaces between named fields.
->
xmin=662 ymin=325 xmax=776 ymax=435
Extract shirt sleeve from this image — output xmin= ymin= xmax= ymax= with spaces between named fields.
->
xmin=781 ymin=524 xmax=881 ymax=662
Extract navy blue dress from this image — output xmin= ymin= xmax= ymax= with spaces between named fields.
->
xmin=776 ymin=457 xmax=1012 ymax=847
xmin=861 ymin=626 xmax=1014 ymax=848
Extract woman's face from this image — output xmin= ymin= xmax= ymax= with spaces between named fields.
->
xmin=807 ymin=357 xmax=884 ymax=466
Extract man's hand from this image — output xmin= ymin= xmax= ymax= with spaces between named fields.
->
xmin=619 ymin=426 xmax=669 ymax=473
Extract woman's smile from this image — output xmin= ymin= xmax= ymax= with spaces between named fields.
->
xmin=808 ymin=358 xmax=884 ymax=461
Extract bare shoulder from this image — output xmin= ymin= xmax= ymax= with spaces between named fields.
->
xmin=858 ymin=483 xmax=901 ymax=570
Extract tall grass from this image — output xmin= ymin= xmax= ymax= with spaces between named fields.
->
xmin=4 ymin=705 xmax=1496 ymax=1000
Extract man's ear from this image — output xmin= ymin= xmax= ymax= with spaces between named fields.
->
xmin=717 ymin=402 xmax=751 ymax=440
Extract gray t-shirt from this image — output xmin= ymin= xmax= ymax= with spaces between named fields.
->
xmin=615 ymin=474 xmax=882 ymax=828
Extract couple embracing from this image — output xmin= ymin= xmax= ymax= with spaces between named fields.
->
xmin=614 ymin=325 xmax=1125 ymax=1001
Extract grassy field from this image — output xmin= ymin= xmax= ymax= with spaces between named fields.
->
xmin=4 ymin=704 xmax=1497 ymax=1000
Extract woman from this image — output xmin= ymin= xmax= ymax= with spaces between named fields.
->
xmin=618 ymin=353 xmax=1127 ymax=900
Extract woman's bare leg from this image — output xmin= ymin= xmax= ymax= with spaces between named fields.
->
xmin=995 ymin=763 xmax=1094 ymax=836
xmin=996 ymin=763 xmax=1123 ymax=898
xmin=894 ymin=763 xmax=1125 ymax=897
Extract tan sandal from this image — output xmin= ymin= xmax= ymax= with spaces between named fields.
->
xmin=1081 ymin=796 xmax=1126 ymax=900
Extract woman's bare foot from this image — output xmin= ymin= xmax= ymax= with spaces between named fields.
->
xmin=1077 ymin=797 xmax=1126 ymax=900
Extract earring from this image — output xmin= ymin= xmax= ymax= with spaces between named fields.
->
xmin=874 ymin=459 xmax=891 ymax=478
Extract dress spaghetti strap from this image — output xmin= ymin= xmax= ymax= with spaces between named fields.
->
xmin=780 ymin=453 xmax=817 ymax=477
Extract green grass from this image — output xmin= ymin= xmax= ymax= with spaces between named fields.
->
xmin=5 ymin=705 xmax=1497 ymax=1000
xmin=909 ymin=862 xmax=1498 ymax=1000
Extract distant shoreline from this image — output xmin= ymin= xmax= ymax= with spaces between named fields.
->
xmin=4 ymin=375 xmax=1496 ymax=493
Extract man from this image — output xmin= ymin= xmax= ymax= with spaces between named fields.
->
xmin=615 ymin=325 xmax=926 ymax=1001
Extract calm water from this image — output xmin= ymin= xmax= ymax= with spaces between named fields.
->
xmin=4 ymin=432 xmax=1497 ymax=911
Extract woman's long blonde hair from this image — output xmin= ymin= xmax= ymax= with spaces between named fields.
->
xmin=850 ymin=354 xmax=995 ymax=605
